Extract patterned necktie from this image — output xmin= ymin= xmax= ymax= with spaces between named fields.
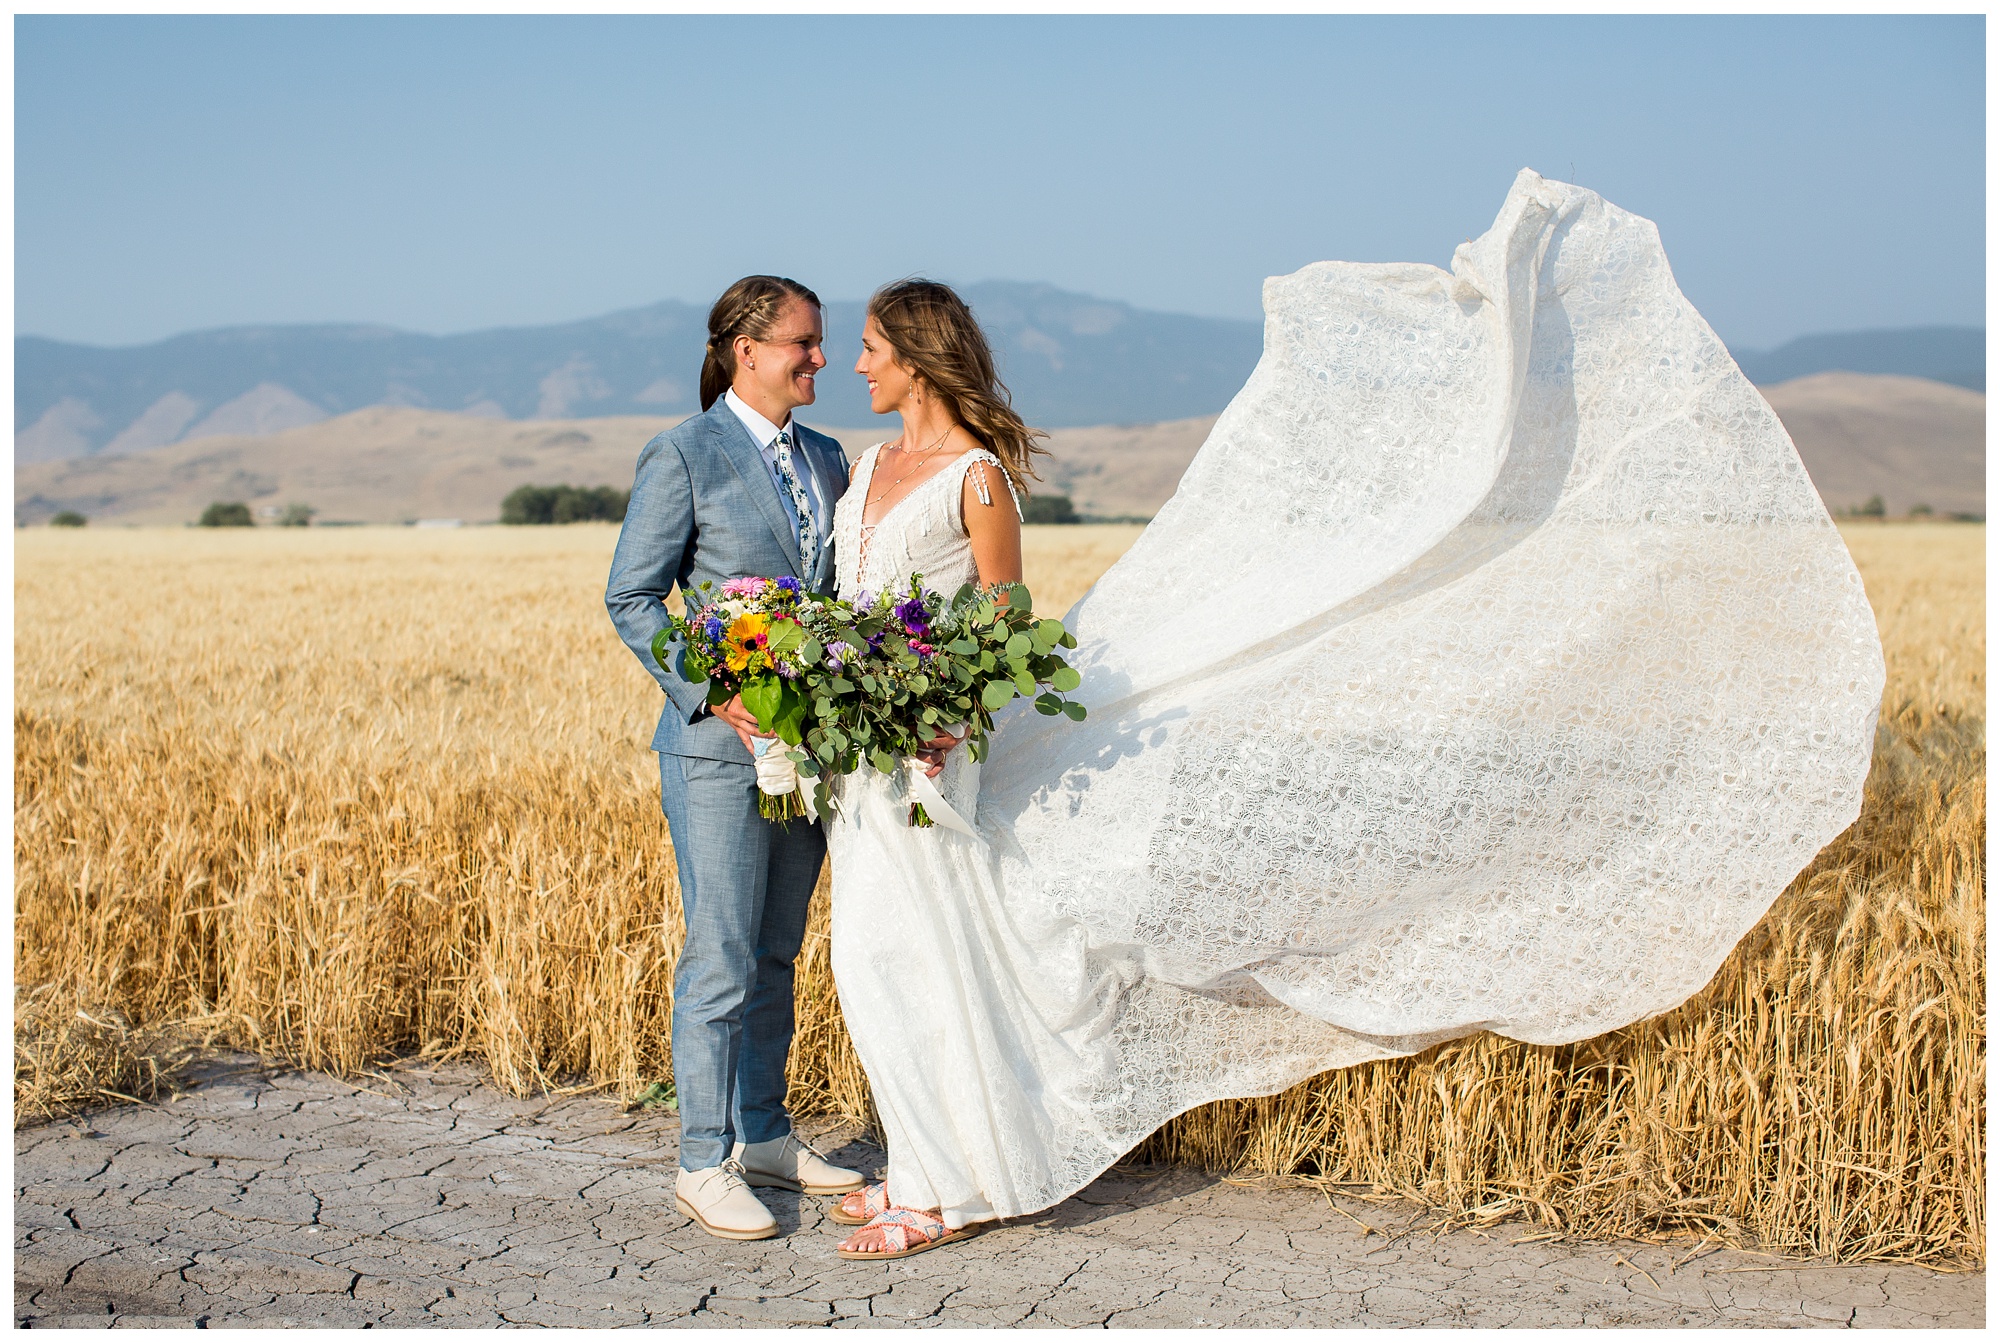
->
xmin=771 ymin=429 xmax=820 ymax=579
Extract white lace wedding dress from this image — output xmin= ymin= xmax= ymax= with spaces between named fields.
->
xmin=824 ymin=169 xmax=1885 ymax=1230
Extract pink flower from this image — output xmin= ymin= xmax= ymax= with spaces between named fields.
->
xmin=721 ymin=576 xmax=768 ymax=598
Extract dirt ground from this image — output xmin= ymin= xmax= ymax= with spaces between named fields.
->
xmin=14 ymin=1059 xmax=1983 ymax=1329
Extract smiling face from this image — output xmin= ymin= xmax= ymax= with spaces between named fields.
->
xmin=734 ymin=296 xmax=826 ymax=418
xmin=855 ymin=315 xmax=918 ymax=416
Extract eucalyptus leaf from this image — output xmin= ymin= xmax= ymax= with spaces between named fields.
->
xmin=766 ymin=621 xmax=805 ymax=656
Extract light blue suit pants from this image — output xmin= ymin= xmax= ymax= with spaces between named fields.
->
xmin=657 ymin=753 xmax=826 ymax=1172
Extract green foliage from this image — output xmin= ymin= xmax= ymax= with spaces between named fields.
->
xmin=740 ymin=675 xmax=808 ymax=746
xmin=624 ymin=1080 xmax=677 ymax=1112
xmin=198 ymin=501 xmax=254 ymax=528
xmin=277 ymin=503 xmax=316 ymax=528
xmin=1023 ymin=493 xmax=1081 ymax=525
xmin=48 ymin=511 xmax=86 ymax=528
xmin=1852 ymin=494 xmax=1887 ymax=518
xmin=501 ymin=484 xmax=630 ymax=525
xmin=790 ymin=578 xmax=1085 ymax=818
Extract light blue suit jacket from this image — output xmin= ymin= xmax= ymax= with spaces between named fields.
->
xmin=606 ymin=401 xmax=849 ymax=762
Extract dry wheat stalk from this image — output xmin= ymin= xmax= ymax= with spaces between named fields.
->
xmin=13 ymin=521 xmax=1982 ymax=1263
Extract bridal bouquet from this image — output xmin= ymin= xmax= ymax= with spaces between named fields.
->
xmin=655 ymin=575 xmax=851 ymax=820
xmin=658 ymin=574 xmax=1087 ymax=826
xmin=793 ymin=577 xmax=1086 ymax=826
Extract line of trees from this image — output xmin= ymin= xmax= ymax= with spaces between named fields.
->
xmin=197 ymin=501 xmax=315 ymax=527
xmin=502 ymin=484 xmax=630 ymax=525
xmin=1023 ymin=492 xmax=1153 ymax=525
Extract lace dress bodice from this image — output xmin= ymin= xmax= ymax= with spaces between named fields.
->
xmin=833 ymin=444 xmax=1016 ymax=603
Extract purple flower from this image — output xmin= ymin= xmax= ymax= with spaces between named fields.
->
xmin=702 ymin=616 xmax=725 ymax=641
xmin=894 ymin=597 xmax=931 ymax=636
xmin=852 ymin=588 xmax=875 ymax=612
xmin=774 ymin=575 xmax=803 ymax=594
xmin=826 ymin=640 xmax=857 ymax=670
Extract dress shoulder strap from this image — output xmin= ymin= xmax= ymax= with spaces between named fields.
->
xmin=953 ymin=448 xmax=1024 ymax=520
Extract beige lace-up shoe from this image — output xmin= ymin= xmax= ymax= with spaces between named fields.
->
xmin=732 ymin=1131 xmax=866 ymax=1196
xmin=675 ymin=1158 xmax=780 ymax=1240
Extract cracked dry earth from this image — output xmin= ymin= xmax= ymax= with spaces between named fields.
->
xmin=15 ymin=1060 xmax=1984 ymax=1329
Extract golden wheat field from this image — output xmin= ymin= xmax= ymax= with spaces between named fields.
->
xmin=14 ymin=520 xmax=1983 ymax=1265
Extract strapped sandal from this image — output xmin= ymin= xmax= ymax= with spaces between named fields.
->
xmin=835 ymin=1206 xmax=974 ymax=1261
xmin=828 ymin=1181 xmax=890 ymax=1227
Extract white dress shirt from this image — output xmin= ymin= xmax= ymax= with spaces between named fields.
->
xmin=724 ymin=388 xmax=827 ymax=538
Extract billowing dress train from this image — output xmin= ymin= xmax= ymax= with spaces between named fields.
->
xmin=824 ymin=170 xmax=1885 ymax=1229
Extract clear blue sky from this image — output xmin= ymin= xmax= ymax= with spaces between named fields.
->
xmin=15 ymin=14 xmax=1985 ymax=351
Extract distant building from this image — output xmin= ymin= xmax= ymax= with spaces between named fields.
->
xmin=415 ymin=518 xmax=463 ymax=529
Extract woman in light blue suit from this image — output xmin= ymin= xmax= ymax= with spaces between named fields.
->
xmin=605 ymin=276 xmax=862 ymax=1240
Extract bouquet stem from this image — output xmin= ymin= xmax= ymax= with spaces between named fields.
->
xmin=760 ymin=790 xmax=809 ymax=823
xmin=908 ymin=802 xmax=934 ymax=828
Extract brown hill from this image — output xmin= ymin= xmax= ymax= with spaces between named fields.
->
xmin=14 ymin=374 xmax=1982 ymax=526
xmin=1759 ymin=372 xmax=1984 ymax=517
xmin=1035 ymin=417 xmax=1219 ymax=518
xmin=16 ymin=410 xmax=727 ymax=526
xmin=1035 ymin=374 xmax=1984 ymax=520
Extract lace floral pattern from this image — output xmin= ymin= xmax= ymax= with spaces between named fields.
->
xmin=825 ymin=171 xmax=1885 ymax=1228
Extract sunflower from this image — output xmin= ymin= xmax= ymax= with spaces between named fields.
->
xmin=724 ymin=612 xmax=771 ymax=672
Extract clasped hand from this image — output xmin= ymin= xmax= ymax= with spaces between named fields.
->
xmin=715 ymin=696 xmax=962 ymax=778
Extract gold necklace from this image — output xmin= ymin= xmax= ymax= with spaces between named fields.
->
xmin=867 ymin=425 xmax=957 ymax=515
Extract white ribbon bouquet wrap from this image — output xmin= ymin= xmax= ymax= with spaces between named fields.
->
xmin=753 ymin=735 xmax=818 ymax=822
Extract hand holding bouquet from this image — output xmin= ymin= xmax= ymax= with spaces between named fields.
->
xmin=654 ymin=575 xmax=845 ymax=820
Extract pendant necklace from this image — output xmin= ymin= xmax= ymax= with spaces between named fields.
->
xmin=868 ymin=423 xmax=957 ymax=516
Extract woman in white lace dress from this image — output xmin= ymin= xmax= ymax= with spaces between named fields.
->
xmin=821 ymin=279 xmax=1048 ymax=1257
xmin=821 ymin=174 xmax=1883 ymax=1260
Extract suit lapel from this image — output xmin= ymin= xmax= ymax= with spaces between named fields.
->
xmin=705 ymin=404 xmax=804 ymax=575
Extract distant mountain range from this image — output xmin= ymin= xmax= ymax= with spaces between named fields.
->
xmin=13 ymin=283 xmax=1264 ymax=462
xmin=13 ymin=284 xmax=1983 ymax=463
xmin=15 ymin=373 xmax=1982 ymax=528
xmin=1732 ymin=327 xmax=1984 ymax=392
